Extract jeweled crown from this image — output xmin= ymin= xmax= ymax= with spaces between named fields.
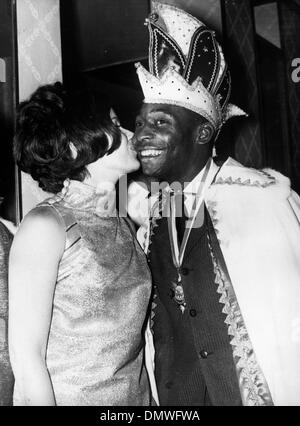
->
xmin=136 ymin=1 xmax=246 ymax=132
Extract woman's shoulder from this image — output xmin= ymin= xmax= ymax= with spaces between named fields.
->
xmin=13 ymin=205 xmax=66 ymax=253
xmin=24 ymin=204 xmax=65 ymax=229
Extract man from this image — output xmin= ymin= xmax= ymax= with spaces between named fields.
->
xmin=129 ymin=2 xmax=300 ymax=406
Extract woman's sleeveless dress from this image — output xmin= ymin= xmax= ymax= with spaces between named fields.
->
xmin=13 ymin=180 xmax=152 ymax=406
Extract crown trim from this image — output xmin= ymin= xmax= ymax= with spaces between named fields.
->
xmin=143 ymin=98 xmax=218 ymax=126
xmin=149 ymin=23 xmax=186 ymax=77
xmin=136 ymin=62 xmax=222 ymax=129
xmin=184 ymin=29 xmax=220 ymax=92
xmin=213 ymin=64 xmax=229 ymax=100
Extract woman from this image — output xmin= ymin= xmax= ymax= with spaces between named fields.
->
xmin=9 ymin=83 xmax=151 ymax=406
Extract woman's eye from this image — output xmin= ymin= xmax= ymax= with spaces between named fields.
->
xmin=135 ymin=120 xmax=143 ymax=128
xmin=111 ymin=117 xmax=121 ymax=127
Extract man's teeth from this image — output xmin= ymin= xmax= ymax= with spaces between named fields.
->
xmin=140 ymin=149 xmax=163 ymax=158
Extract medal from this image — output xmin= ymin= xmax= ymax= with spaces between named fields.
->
xmin=167 ymin=159 xmax=215 ymax=314
xmin=171 ymin=282 xmax=186 ymax=313
xmin=171 ymin=271 xmax=187 ymax=313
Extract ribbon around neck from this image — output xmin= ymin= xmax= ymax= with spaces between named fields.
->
xmin=167 ymin=158 xmax=217 ymax=275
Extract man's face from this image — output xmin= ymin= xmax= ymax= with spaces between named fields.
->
xmin=133 ymin=104 xmax=196 ymax=181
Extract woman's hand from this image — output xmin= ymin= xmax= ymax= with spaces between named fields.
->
xmin=8 ymin=206 xmax=65 ymax=406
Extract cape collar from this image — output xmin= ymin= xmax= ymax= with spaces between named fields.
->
xmin=213 ymin=157 xmax=276 ymax=189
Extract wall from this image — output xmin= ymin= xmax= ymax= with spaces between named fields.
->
xmin=60 ymin=0 xmax=150 ymax=76
xmin=16 ymin=0 xmax=62 ymax=217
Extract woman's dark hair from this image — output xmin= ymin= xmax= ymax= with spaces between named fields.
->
xmin=13 ymin=82 xmax=121 ymax=193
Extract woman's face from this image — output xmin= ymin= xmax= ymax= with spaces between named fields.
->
xmin=108 ymin=109 xmax=140 ymax=173
xmin=86 ymin=110 xmax=140 ymax=184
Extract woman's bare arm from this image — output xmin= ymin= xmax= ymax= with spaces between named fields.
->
xmin=8 ymin=206 xmax=65 ymax=406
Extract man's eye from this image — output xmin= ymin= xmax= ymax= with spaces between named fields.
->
xmin=135 ymin=120 xmax=143 ymax=128
xmin=156 ymin=119 xmax=168 ymax=126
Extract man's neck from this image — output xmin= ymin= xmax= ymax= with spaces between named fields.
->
xmin=165 ymin=156 xmax=212 ymax=187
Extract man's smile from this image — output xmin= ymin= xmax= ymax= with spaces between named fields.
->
xmin=138 ymin=148 xmax=166 ymax=158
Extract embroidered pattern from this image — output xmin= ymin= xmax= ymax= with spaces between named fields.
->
xmin=147 ymin=191 xmax=168 ymax=333
xmin=152 ymin=1 xmax=202 ymax=57
xmin=152 ymin=27 xmax=186 ymax=77
xmin=185 ymin=30 xmax=219 ymax=91
xmin=214 ymin=170 xmax=276 ymax=188
xmin=206 ymin=202 xmax=274 ymax=406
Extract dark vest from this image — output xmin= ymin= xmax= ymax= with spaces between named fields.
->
xmin=148 ymin=210 xmax=242 ymax=406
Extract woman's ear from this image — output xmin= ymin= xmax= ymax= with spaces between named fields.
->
xmin=195 ymin=122 xmax=215 ymax=145
xmin=69 ymin=142 xmax=78 ymax=159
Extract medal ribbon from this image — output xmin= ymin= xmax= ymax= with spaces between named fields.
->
xmin=167 ymin=159 xmax=217 ymax=311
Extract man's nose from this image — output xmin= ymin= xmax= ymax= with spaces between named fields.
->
xmin=134 ymin=125 xmax=153 ymax=146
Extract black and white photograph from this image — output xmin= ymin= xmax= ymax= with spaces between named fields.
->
xmin=1 ymin=0 xmax=300 ymax=410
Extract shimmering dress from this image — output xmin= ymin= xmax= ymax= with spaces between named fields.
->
xmin=13 ymin=180 xmax=152 ymax=406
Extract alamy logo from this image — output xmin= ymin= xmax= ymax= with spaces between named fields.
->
xmin=144 ymin=410 xmax=201 ymax=421
xmin=292 ymin=58 xmax=300 ymax=83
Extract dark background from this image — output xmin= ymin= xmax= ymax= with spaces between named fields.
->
xmin=60 ymin=0 xmax=151 ymax=131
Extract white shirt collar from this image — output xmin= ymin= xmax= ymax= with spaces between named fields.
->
xmin=146 ymin=158 xmax=219 ymax=217
xmin=183 ymin=158 xmax=219 ymax=216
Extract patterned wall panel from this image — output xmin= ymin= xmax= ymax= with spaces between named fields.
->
xmin=278 ymin=0 xmax=300 ymax=192
xmin=222 ymin=0 xmax=263 ymax=168
xmin=16 ymin=0 xmax=62 ymax=217
xmin=254 ymin=2 xmax=281 ymax=49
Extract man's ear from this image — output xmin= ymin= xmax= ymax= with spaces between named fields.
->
xmin=195 ymin=122 xmax=215 ymax=145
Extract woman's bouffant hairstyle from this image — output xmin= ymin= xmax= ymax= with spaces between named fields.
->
xmin=13 ymin=82 xmax=121 ymax=193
